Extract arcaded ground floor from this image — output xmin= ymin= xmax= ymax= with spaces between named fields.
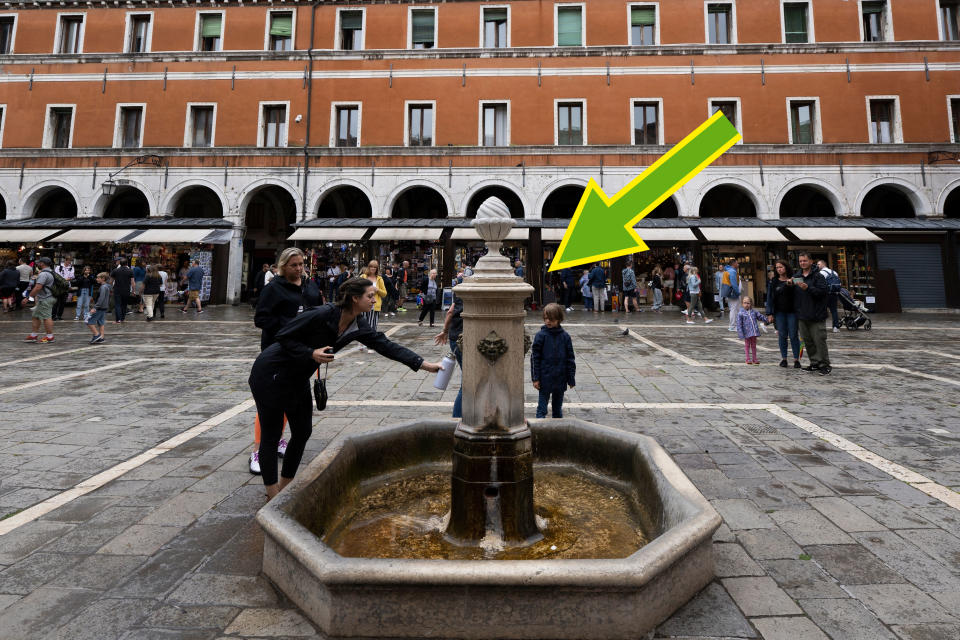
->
xmin=0 ymin=307 xmax=958 ymax=639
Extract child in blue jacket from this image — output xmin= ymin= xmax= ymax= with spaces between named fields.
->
xmin=531 ymin=303 xmax=576 ymax=418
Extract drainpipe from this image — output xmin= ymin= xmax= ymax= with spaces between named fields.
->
xmin=302 ymin=1 xmax=322 ymax=221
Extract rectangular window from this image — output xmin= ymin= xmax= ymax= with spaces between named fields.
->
xmin=630 ymin=5 xmax=656 ymax=45
xmin=269 ymin=12 xmax=293 ymax=51
xmin=0 ymin=106 xmax=4 ymax=148
xmin=58 ymin=16 xmax=83 ymax=53
xmin=482 ymin=103 xmax=508 ymax=146
xmin=952 ymin=98 xmax=960 ymax=143
xmin=942 ymin=1 xmax=960 ymax=40
xmin=262 ymin=104 xmax=287 ymax=147
xmin=556 ymin=102 xmax=583 ymax=145
xmin=861 ymin=1 xmax=887 ymax=42
xmin=483 ymin=7 xmax=508 ymax=48
xmin=0 ymin=16 xmax=15 ymax=54
xmin=119 ymin=106 xmax=143 ymax=148
xmin=127 ymin=15 xmax=151 ymax=53
xmin=408 ymin=104 xmax=434 ymax=146
xmin=339 ymin=10 xmax=363 ymax=50
xmin=557 ymin=6 xmax=583 ymax=46
xmin=49 ymin=107 xmax=73 ymax=148
xmin=190 ymin=106 xmax=214 ymax=147
xmin=199 ymin=13 xmax=222 ymax=51
xmin=711 ymin=101 xmax=738 ymax=130
xmin=632 ymin=102 xmax=659 ymax=145
xmin=410 ymin=9 xmax=435 ymax=49
xmin=790 ymin=100 xmax=816 ymax=144
xmin=336 ymin=106 xmax=359 ymax=147
xmin=706 ymin=4 xmax=732 ymax=44
xmin=783 ymin=2 xmax=809 ymax=43
xmin=869 ymin=99 xmax=894 ymax=143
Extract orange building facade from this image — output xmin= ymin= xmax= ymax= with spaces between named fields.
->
xmin=1 ymin=0 xmax=959 ymax=307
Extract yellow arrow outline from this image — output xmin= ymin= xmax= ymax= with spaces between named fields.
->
xmin=549 ymin=111 xmax=742 ymax=271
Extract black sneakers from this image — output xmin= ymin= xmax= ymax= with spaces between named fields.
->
xmin=819 ymin=365 xmax=832 ymax=375
xmin=803 ymin=364 xmax=821 ymax=372
xmin=779 ymin=359 xmax=788 ymax=368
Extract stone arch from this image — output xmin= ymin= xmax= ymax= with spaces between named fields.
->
xmin=90 ymin=180 xmax=157 ymax=218
xmin=0 ymin=191 xmax=6 ymax=220
xmin=315 ymin=182 xmax=373 ymax=219
xmin=855 ymin=177 xmax=931 ymax=218
xmin=460 ymin=180 xmax=529 ymax=219
xmin=307 ymin=178 xmax=375 ymax=219
xmin=774 ymin=178 xmax=844 ymax=218
xmin=696 ymin=179 xmax=761 ymax=218
xmin=21 ymin=181 xmax=82 ymax=218
xmin=936 ymin=179 xmax=960 ymax=218
xmin=536 ymin=178 xmax=588 ymax=219
xmin=386 ymin=181 xmax=452 ymax=218
xmin=237 ymin=178 xmax=303 ymax=223
xmin=159 ymin=179 xmax=228 ymax=217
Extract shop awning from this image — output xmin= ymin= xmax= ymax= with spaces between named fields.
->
xmin=289 ymin=228 xmax=367 ymax=241
xmin=127 ymin=229 xmax=221 ymax=243
xmin=450 ymin=228 xmax=529 ymax=241
xmin=787 ymin=227 xmax=882 ymax=242
xmin=199 ymin=229 xmax=233 ymax=244
xmin=540 ymin=228 xmax=568 ymax=241
xmin=370 ymin=228 xmax=444 ymax=241
xmin=699 ymin=227 xmax=788 ymax=242
xmin=54 ymin=229 xmax=136 ymax=242
xmin=634 ymin=228 xmax=698 ymax=242
xmin=0 ymin=229 xmax=61 ymax=243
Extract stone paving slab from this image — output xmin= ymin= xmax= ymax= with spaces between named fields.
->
xmin=0 ymin=307 xmax=959 ymax=639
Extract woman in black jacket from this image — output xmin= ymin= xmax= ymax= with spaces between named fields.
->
xmin=250 ymin=276 xmax=443 ymax=500
xmin=249 ymin=248 xmax=323 ymax=474
xmin=71 ymin=266 xmax=97 ymax=321
xmin=765 ymin=259 xmax=801 ymax=369
xmin=417 ymin=268 xmax=440 ymax=327
xmin=142 ymin=265 xmax=163 ymax=322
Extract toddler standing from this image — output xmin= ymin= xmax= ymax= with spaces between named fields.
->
xmin=531 ymin=303 xmax=576 ymax=418
xmin=736 ymin=296 xmax=767 ymax=365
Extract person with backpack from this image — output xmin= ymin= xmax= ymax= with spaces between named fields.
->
xmin=817 ymin=259 xmax=843 ymax=333
xmin=25 ymin=257 xmax=60 ymax=343
xmin=588 ymin=263 xmax=606 ymax=315
xmin=621 ymin=260 xmax=639 ymax=313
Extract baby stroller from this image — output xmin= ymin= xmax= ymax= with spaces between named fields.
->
xmin=838 ymin=288 xmax=871 ymax=331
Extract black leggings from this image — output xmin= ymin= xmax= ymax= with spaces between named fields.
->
xmin=252 ymin=383 xmax=314 ymax=486
xmin=418 ymin=301 xmax=437 ymax=325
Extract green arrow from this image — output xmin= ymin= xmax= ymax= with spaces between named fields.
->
xmin=548 ymin=111 xmax=741 ymax=271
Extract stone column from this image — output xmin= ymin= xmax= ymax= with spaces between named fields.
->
xmin=444 ymin=199 xmax=541 ymax=548
xmin=225 ymin=225 xmax=245 ymax=304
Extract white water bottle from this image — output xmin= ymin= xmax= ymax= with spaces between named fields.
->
xmin=433 ymin=353 xmax=457 ymax=390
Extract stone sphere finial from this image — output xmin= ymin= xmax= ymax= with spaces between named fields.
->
xmin=473 ymin=196 xmax=514 ymax=243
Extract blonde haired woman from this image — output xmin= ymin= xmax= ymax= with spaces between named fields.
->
xmin=685 ymin=266 xmax=714 ymax=325
xmin=248 ymin=247 xmax=322 ymax=475
xmin=359 ymin=260 xmax=387 ymax=333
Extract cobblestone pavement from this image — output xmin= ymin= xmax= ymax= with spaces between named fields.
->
xmin=1 ymin=305 xmax=959 ymax=639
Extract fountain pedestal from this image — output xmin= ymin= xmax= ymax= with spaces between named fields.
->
xmin=445 ymin=209 xmax=540 ymax=547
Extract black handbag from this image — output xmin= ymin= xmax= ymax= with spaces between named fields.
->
xmin=313 ymin=363 xmax=329 ymax=411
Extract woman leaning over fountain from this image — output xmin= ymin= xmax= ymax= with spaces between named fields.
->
xmin=248 ymin=276 xmax=444 ymax=501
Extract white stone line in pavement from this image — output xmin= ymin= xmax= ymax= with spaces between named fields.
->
xmin=0 ymin=346 xmax=96 ymax=366
xmin=625 ymin=330 xmax=703 ymax=366
xmin=0 ymin=360 xmax=140 ymax=395
xmin=0 ymin=398 xmax=257 ymax=536
xmin=765 ymin=405 xmax=960 ymax=511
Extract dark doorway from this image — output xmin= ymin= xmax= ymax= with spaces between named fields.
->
xmin=392 ymin=186 xmax=447 ymax=219
xmin=699 ymin=185 xmax=757 ymax=218
xmin=466 ymin=186 xmax=524 ymax=218
xmin=316 ymin=185 xmax=372 ymax=218
xmin=244 ymin=186 xmax=298 ymax=300
xmin=103 ymin=187 xmax=150 ymax=219
xmin=645 ymin=196 xmax=679 ymax=219
xmin=943 ymin=187 xmax=960 ymax=218
xmin=779 ymin=185 xmax=836 ymax=218
xmin=861 ymin=185 xmax=916 ymax=218
xmin=33 ymin=187 xmax=78 ymax=218
xmin=541 ymin=185 xmax=585 ymax=219
xmin=0 ymin=194 xmax=5 ymax=220
xmin=173 ymin=186 xmax=223 ymax=218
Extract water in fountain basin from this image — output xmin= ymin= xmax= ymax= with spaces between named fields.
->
xmin=321 ymin=468 xmax=651 ymax=560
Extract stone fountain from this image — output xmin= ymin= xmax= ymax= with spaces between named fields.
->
xmin=256 ymin=198 xmax=722 ymax=640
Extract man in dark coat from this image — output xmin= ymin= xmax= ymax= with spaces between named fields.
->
xmin=794 ymin=252 xmax=831 ymax=375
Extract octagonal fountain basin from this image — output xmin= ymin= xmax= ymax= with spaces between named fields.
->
xmin=256 ymin=418 xmax=721 ymax=640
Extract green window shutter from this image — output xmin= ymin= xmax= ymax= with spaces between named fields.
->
xmin=341 ymin=11 xmax=362 ymax=30
xmin=485 ymin=8 xmax=507 ymax=21
xmin=862 ymin=2 xmax=884 ymax=14
xmin=557 ymin=8 xmax=582 ymax=46
xmin=708 ymin=5 xmax=728 ymax=14
xmin=200 ymin=14 xmax=222 ymax=38
xmin=784 ymin=5 xmax=807 ymax=42
xmin=411 ymin=10 xmax=435 ymax=44
xmin=631 ymin=7 xmax=655 ymax=26
xmin=269 ymin=14 xmax=292 ymax=37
